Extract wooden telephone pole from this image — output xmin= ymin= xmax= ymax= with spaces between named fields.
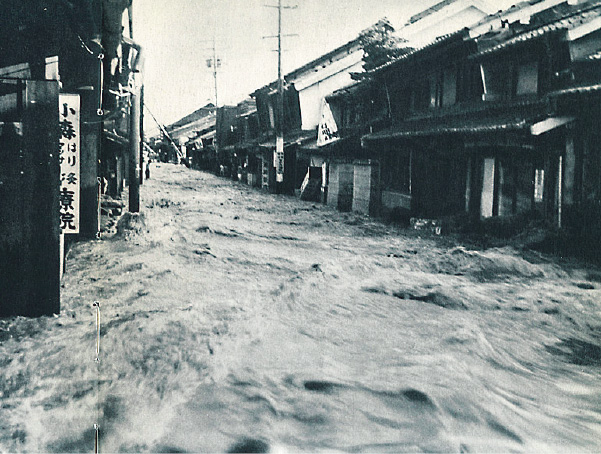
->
xmin=265 ymin=0 xmax=296 ymax=192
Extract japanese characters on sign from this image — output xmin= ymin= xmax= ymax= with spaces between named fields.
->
xmin=275 ymin=135 xmax=284 ymax=183
xmin=317 ymin=99 xmax=339 ymax=147
xmin=58 ymin=94 xmax=80 ymax=233
xmin=534 ymin=168 xmax=545 ymax=203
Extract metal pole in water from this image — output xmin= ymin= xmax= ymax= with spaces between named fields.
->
xmin=93 ymin=301 xmax=101 ymax=453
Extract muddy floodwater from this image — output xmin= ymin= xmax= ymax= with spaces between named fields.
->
xmin=1 ymin=164 xmax=601 ymax=453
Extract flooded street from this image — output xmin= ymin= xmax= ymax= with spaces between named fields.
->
xmin=2 ymin=163 xmax=601 ymax=452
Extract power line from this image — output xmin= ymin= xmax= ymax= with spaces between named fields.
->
xmin=143 ymin=102 xmax=183 ymax=160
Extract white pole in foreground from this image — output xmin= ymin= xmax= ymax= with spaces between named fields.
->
xmin=275 ymin=0 xmax=285 ymax=186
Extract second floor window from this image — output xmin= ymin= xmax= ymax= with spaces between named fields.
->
xmin=442 ymin=68 xmax=457 ymax=107
xmin=412 ymin=66 xmax=458 ymax=111
xmin=516 ymin=61 xmax=538 ymax=96
xmin=481 ymin=59 xmax=539 ymax=101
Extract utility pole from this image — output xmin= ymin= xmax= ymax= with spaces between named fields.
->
xmin=203 ymin=37 xmax=222 ymax=160
xmin=125 ymin=5 xmax=142 ymax=213
xmin=212 ymin=37 xmax=219 ymax=108
xmin=276 ymin=0 xmax=284 ymax=188
xmin=203 ymin=37 xmax=222 ymax=108
xmin=265 ymin=0 xmax=297 ymax=192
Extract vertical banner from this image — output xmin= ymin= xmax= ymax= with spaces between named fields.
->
xmin=59 ymin=94 xmax=81 ymax=233
xmin=275 ymin=135 xmax=284 ymax=183
xmin=534 ymin=169 xmax=544 ymax=203
xmin=317 ymin=99 xmax=339 ymax=147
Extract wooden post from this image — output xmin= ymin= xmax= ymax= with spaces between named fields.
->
xmin=129 ymin=84 xmax=141 ymax=213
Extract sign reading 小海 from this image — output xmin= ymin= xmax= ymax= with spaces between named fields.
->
xmin=317 ymin=99 xmax=339 ymax=147
xmin=58 ymin=94 xmax=80 ymax=233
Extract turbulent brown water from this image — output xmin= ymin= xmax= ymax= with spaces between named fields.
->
xmin=1 ymin=164 xmax=600 ymax=453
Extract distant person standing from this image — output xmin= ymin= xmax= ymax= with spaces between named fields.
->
xmin=145 ymin=159 xmax=151 ymax=180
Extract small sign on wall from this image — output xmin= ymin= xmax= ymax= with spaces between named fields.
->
xmin=534 ymin=168 xmax=544 ymax=203
xmin=58 ymin=94 xmax=81 ymax=233
xmin=275 ymin=135 xmax=284 ymax=183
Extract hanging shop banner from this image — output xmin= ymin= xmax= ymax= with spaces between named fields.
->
xmin=317 ymin=99 xmax=339 ymax=147
xmin=58 ymin=93 xmax=81 ymax=233
xmin=275 ymin=135 xmax=284 ymax=183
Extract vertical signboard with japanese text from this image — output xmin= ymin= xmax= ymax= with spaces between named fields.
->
xmin=59 ymin=94 xmax=80 ymax=233
xmin=275 ymin=135 xmax=284 ymax=183
xmin=317 ymin=99 xmax=340 ymax=147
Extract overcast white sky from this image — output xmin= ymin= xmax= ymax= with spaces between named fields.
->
xmin=134 ymin=0 xmax=442 ymax=131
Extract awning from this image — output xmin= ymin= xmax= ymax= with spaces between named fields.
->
xmin=530 ymin=116 xmax=575 ymax=136
xmin=362 ymin=113 xmax=573 ymax=142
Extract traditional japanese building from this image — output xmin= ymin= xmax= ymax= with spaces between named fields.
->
xmin=358 ymin=0 xmax=601 ymax=236
xmin=397 ymin=0 xmax=517 ymax=47
xmin=164 ymin=103 xmax=216 ymax=168
xmin=247 ymin=20 xmax=389 ymax=195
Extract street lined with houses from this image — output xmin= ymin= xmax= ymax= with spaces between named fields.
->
xmin=3 ymin=1 xmax=601 ymax=452
xmin=1 ymin=164 xmax=600 ymax=452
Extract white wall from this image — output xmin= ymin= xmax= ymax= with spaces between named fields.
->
xmin=291 ymin=49 xmax=363 ymax=131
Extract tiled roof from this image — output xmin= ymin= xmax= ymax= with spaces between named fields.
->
xmin=326 ymin=80 xmax=365 ymax=101
xmin=367 ymin=28 xmax=468 ymax=74
xmin=585 ymin=49 xmax=601 ymax=60
xmin=258 ymin=129 xmax=316 ymax=148
xmin=406 ymin=0 xmax=458 ymax=25
xmin=167 ymin=103 xmax=215 ymax=130
xmin=362 ymin=109 xmax=547 ymax=140
xmin=473 ymin=3 xmax=601 ymax=58
xmin=252 ymin=19 xmax=393 ymax=95
xmin=548 ymin=83 xmax=601 ymax=96
xmin=236 ymin=98 xmax=257 ymax=117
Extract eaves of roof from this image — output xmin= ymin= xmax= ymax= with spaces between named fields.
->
xmin=362 ymin=102 xmax=551 ymax=141
xmin=548 ymin=83 xmax=601 ymax=96
xmin=258 ymin=129 xmax=316 ymax=148
xmin=366 ymin=28 xmax=469 ymax=75
xmin=472 ymin=3 xmax=601 ymax=59
xmin=252 ymin=19 xmax=391 ymax=96
xmin=583 ymin=48 xmax=601 ymax=60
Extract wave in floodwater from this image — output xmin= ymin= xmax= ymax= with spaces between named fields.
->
xmin=3 ymin=166 xmax=601 ymax=453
